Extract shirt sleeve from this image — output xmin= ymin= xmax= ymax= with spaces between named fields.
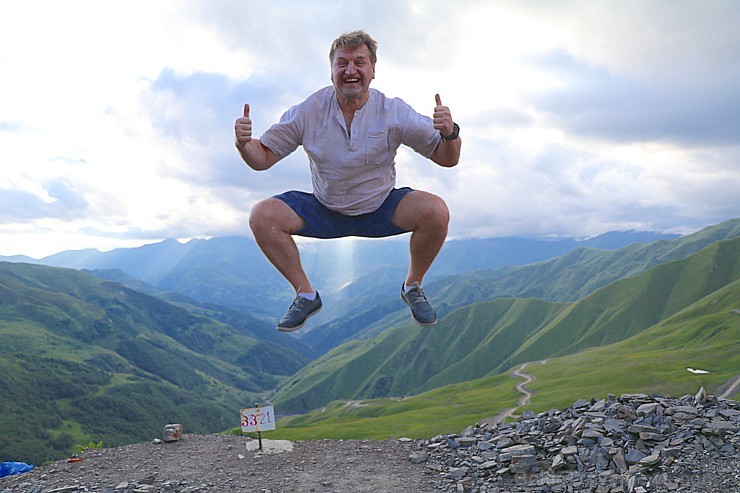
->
xmin=399 ymin=103 xmax=442 ymax=159
xmin=259 ymin=105 xmax=304 ymax=158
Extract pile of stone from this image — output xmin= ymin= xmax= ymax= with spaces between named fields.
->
xmin=410 ymin=388 xmax=738 ymax=492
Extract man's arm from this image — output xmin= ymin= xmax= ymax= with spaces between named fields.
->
xmin=234 ymin=103 xmax=282 ymax=171
xmin=429 ymin=94 xmax=461 ymax=168
xmin=430 ymin=134 xmax=461 ymax=168
xmin=236 ymin=139 xmax=282 ymax=171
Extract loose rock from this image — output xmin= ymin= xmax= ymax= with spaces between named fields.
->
xmin=414 ymin=389 xmax=738 ymax=492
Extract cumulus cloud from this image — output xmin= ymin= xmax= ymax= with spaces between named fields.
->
xmin=527 ymin=49 xmax=740 ymax=146
xmin=0 ymin=0 xmax=738 ymax=257
xmin=0 ymin=177 xmax=88 ymax=221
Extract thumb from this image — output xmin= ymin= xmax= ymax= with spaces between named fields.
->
xmin=243 ymin=103 xmax=250 ymax=118
xmin=435 ymin=94 xmax=442 ymax=107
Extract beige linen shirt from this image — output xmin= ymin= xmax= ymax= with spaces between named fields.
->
xmin=260 ymin=87 xmax=441 ymax=215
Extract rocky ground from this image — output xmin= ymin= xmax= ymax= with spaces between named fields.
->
xmin=1 ymin=387 xmax=736 ymax=493
xmin=417 ymin=389 xmax=738 ymax=492
xmin=0 ymin=435 xmax=440 ymax=493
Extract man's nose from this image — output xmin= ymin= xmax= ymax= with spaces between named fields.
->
xmin=344 ymin=62 xmax=357 ymax=74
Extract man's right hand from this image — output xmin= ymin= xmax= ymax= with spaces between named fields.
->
xmin=234 ymin=103 xmax=252 ymax=147
xmin=234 ymin=103 xmax=281 ymax=171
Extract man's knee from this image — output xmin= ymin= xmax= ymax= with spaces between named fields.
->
xmin=417 ymin=193 xmax=450 ymax=226
xmin=249 ymin=198 xmax=303 ymax=235
xmin=394 ymin=191 xmax=450 ymax=231
xmin=248 ymin=199 xmax=271 ymax=233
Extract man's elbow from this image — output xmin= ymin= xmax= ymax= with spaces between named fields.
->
xmin=433 ymin=139 xmax=461 ymax=167
xmin=432 ymin=155 xmax=458 ymax=168
xmin=237 ymin=141 xmax=278 ymax=171
xmin=445 ymin=154 xmax=460 ymax=167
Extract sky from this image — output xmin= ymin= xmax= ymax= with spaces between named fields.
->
xmin=1 ymin=0 xmax=739 ymax=258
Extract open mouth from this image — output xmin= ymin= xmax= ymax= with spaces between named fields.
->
xmin=344 ymin=78 xmax=360 ymax=84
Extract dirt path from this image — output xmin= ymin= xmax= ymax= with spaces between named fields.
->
xmin=481 ymin=359 xmax=547 ymax=426
xmin=717 ymin=374 xmax=740 ymax=400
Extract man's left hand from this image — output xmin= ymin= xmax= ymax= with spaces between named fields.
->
xmin=433 ymin=94 xmax=454 ymax=137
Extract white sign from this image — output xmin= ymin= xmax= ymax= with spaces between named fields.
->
xmin=241 ymin=405 xmax=276 ymax=432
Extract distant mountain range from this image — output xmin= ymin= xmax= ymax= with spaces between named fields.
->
xmin=299 ymin=218 xmax=740 ymax=354
xmin=2 ymin=230 xmax=678 ymax=319
xmin=1 ymin=219 xmax=737 ymax=465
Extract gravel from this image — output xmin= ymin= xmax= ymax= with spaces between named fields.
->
xmin=0 ymin=435 xmax=440 ymax=493
xmin=1 ymin=390 xmax=737 ymax=493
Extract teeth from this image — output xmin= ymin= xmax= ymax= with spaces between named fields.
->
xmin=345 ymin=78 xmax=359 ymax=82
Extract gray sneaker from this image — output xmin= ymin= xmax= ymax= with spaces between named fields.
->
xmin=277 ymin=292 xmax=322 ymax=332
xmin=401 ymin=282 xmax=437 ymax=326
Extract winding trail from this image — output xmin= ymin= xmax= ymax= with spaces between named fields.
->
xmin=481 ymin=359 xmax=547 ymax=426
xmin=718 ymin=375 xmax=740 ymax=400
xmin=481 ymin=364 xmax=739 ymax=428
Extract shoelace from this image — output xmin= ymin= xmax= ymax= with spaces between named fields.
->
xmin=407 ymin=286 xmax=429 ymax=303
xmin=289 ymin=296 xmax=310 ymax=312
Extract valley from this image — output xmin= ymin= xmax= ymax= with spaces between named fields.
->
xmin=0 ymin=219 xmax=738 ymax=466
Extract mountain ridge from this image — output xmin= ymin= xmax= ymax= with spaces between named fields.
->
xmin=298 ymin=218 xmax=740 ymax=354
xmin=0 ymin=230 xmax=681 ymax=318
xmin=0 ymin=262 xmax=307 ymax=464
xmin=272 ymin=236 xmax=740 ymax=412
xmin=1 ymin=219 xmax=737 ymax=465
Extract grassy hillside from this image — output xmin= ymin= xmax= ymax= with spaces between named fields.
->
xmin=0 ymin=262 xmax=308 ymax=465
xmin=525 ymin=278 xmax=740 ymax=412
xmin=439 ymin=217 xmax=740 ymax=305
xmin=42 ymin=237 xmax=290 ymax=317
xmin=501 ymin=234 xmax=740 ymax=365
xmin=29 ymin=231 xmax=681 ymax=318
xmin=265 ymin=279 xmax=739 ymax=441
xmin=272 ymin=237 xmax=740 ymax=412
xmin=299 ymin=218 xmax=740 ymax=354
xmin=85 ymin=267 xmax=316 ymax=359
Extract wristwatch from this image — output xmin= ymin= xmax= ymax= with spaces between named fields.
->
xmin=441 ymin=122 xmax=460 ymax=141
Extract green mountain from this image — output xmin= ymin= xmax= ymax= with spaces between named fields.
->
xmin=526 ymin=277 xmax=740 ymax=411
xmin=15 ymin=231 xmax=680 ymax=320
xmin=300 ymin=218 xmax=740 ymax=354
xmin=0 ymin=262 xmax=309 ymax=465
xmin=272 ymin=236 xmax=740 ymax=412
xmin=439 ymin=217 xmax=740 ymax=305
xmin=269 ymin=278 xmax=739 ymax=441
xmin=86 ymin=267 xmax=316 ymax=359
xmin=2 ymin=220 xmax=737 ymax=463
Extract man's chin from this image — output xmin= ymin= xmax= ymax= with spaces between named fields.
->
xmin=338 ymin=86 xmax=367 ymax=99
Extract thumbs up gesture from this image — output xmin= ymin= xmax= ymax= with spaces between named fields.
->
xmin=234 ymin=103 xmax=253 ymax=147
xmin=433 ymin=94 xmax=454 ymax=138
xmin=433 ymin=94 xmax=455 ymax=135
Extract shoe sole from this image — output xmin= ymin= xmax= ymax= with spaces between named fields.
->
xmin=276 ymin=304 xmax=323 ymax=333
xmin=401 ymin=295 xmax=437 ymax=327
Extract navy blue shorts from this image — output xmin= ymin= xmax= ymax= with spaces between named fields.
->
xmin=273 ymin=187 xmax=413 ymax=239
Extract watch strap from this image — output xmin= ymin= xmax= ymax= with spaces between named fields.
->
xmin=441 ymin=122 xmax=460 ymax=141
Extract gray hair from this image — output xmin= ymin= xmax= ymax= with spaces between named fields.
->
xmin=329 ymin=30 xmax=378 ymax=66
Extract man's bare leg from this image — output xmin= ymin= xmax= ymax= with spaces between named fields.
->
xmin=249 ymin=198 xmax=314 ymax=294
xmin=391 ymin=190 xmax=450 ymax=286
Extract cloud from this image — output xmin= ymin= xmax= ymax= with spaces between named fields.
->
xmin=0 ymin=121 xmax=24 ymax=133
xmin=0 ymin=0 xmax=738 ymax=257
xmin=140 ymin=68 xmax=314 ymax=200
xmin=0 ymin=177 xmax=88 ymax=221
xmin=527 ymin=49 xmax=740 ymax=146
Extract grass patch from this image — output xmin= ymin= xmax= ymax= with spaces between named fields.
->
xmin=236 ymin=299 xmax=739 ymax=441
xmin=249 ymin=372 xmax=518 ymax=440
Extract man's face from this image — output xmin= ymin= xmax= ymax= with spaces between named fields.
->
xmin=331 ymin=44 xmax=375 ymax=101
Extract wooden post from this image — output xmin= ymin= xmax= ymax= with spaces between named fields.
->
xmin=255 ymin=403 xmax=263 ymax=451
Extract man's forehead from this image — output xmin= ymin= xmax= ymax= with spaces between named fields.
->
xmin=334 ymin=45 xmax=371 ymax=59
